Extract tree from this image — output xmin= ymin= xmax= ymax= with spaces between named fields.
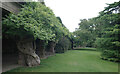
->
xmin=73 ymin=1 xmax=120 ymax=62
xmin=73 ymin=19 xmax=96 ymax=47
xmin=54 ymin=17 xmax=73 ymax=53
xmin=2 ymin=2 xmax=71 ymax=66
xmin=95 ymin=1 xmax=120 ymax=62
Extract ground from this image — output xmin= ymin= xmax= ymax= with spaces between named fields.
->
xmin=3 ymin=49 xmax=118 ymax=72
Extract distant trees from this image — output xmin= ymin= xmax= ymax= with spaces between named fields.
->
xmin=73 ymin=19 xmax=96 ymax=47
xmin=73 ymin=1 xmax=120 ymax=62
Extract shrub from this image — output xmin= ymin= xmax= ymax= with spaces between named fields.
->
xmin=55 ymin=36 xmax=71 ymax=53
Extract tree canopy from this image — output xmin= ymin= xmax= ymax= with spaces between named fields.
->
xmin=2 ymin=2 xmax=72 ymax=42
xmin=73 ymin=1 xmax=120 ymax=62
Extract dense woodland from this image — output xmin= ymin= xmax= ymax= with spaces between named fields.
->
xmin=2 ymin=1 xmax=120 ymax=68
xmin=73 ymin=1 xmax=120 ymax=62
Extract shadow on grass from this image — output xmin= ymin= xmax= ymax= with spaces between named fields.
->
xmin=73 ymin=47 xmax=97 ymax=51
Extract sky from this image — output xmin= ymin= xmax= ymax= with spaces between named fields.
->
xmin=44 ymin=0 xmax=119 ymax=32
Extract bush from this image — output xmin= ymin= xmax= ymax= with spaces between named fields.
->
xmin=55 ymin=36 xmax=71 ymax=53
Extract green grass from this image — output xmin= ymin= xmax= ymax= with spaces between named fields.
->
xmin=74 ymin=47 xmax=97 ymax=51
xmin=4 ymin=50 xmax=118 ymax=72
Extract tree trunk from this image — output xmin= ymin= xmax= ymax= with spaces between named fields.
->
xmin=36 ymin=39 xmax=45 ymax=58
xmin=71 ymin=40 xmax=74 ymax=50
xmin=47 ymin=41 xmax=56 ymax=54
xmin=17 ymin=37 xmax=40 ymax=67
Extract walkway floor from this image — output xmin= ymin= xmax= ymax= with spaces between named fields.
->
xmin=2 ymin=54 xmax=21 ymax=72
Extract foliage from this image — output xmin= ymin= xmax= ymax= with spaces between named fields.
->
xmin=55 ymin=17 xmax=73 ymax=52
xmin=95 ymin=1 xmax=120 ymax=62
xmin=73 ymin=1 xmax=120 ymax=62
xmin=55 ymin=36 xmax=71 ymax=53
xmin=73 ymin=19 xmax=96 ymax=47
xmin=2 ymin=2 xmax=70 ymax=42
xmin=95 ymin=24 xmax=120 ymax=61
xmin=56 ymin=17 xmax=72 ymax=41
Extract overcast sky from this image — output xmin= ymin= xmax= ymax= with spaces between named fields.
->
xmin=44 ymin=0 xmax=119 ymax=32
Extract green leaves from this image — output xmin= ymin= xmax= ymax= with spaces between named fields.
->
xmin=3 ymin=2 xmax=71 ymax=42
xmin=94 ymin=1 xmax=120 ymax=61
xmin=73 ymin=1 xmax=120 ymax=61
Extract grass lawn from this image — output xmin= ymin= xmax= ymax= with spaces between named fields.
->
xmin=74 ymin=47 xmax=97 ymax=51
xmin=4 ymin=49 xmax=118 ymax=72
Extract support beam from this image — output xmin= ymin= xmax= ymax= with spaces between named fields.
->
xmin=0 ymin=2 xmax=21 ymax=14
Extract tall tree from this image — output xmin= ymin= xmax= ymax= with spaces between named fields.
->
xmin=95 ymin=1 xmax=120 ymax=62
